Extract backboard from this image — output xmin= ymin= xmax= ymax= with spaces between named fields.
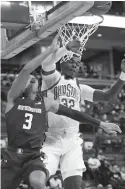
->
xmin=1 ymin=1 xmax=94 ymax=59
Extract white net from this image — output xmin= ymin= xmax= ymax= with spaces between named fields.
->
xmin=58 ymin=14 xmax=103 ymax=63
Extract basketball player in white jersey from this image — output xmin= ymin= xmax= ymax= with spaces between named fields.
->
xmin=41 ymin=35 xmax=125 ymax=189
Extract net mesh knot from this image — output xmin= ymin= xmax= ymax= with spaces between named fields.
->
xmin=58 ymin=14 xmax=103 ymax=63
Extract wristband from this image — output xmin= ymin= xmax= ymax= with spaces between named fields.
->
xmin=119 ymin=71 xmax=125 ymax=81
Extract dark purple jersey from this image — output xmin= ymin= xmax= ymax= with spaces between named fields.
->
xmin=5 ymin=98 xmax=48 ymax=149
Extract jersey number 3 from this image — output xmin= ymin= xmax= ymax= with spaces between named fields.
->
xmin=23 ymin=113 xmax=33 ymax=130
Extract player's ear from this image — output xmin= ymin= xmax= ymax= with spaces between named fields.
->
xmin=60 ymin=62 xmax=66 ymax=73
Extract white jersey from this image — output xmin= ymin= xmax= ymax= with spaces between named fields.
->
xmin=42 ymin=71 xmax=95 ymax=135
xmin=46 ymin=76 xmax=81 ymax=134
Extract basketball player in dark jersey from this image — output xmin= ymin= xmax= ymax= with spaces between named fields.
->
xmin=1 ymin=35 xmax=121 ymax=189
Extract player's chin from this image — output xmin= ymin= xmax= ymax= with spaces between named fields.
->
xmin=67 ymin=73 xmax=74 ymax=79
xmin=72 ymin=72 xmax=77 ymax=78
xmin=24 ymin=87 xmax=33 ymax=99
xmin=69 ymin=71 xmax=76 ymax=78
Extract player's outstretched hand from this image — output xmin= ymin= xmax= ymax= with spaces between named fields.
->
xmin=51 ymin=33 xmax=60 ymax=53
xmin=121 ymin=59 xmax=125 ymax=73
xmin=100 ymin=122 xmax=122 ymax=135
xmin=66 ymin=40 xmax=82 ymax=55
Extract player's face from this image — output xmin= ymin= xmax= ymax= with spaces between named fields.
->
xmin=24 ymin=75 xmax=39 ymax=100
xmin=61 ymin=55 xmax=81 ymax=78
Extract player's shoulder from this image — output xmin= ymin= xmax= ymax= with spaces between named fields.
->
xmin=41 ymin=71 xmax=61 ymax=91
xmin=79 ymin=83 xmax=91 ymax=89
xmin=42 ymin=70 xmax=61 ymax=79
xmin=5 ymin=97 xmax=24 ymax=114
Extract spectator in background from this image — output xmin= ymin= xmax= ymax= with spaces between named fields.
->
xmin=108 ymin=163 xmax=125 ymax=189
xmin=49 ymin=174 xmax=62 ymax=189
xmin=88 ymin=153 xmax=101 ymax=185
xmin=1 ymin=91 xmax=7 ymax=129
xmin=106 ymin=184 xmax=113 ymax=189
xmin=97 ymin=150 xmax=106 ymax=161
xmin=102 ymin=114 xmax=109 ymax=123
xmin=88 ymin=153 xmax=101 ymax=170
xmin=98 ymin=160 xmax=111 ymax=186
xmin=93 ymin=128 xmax=106 ymax=155
xmin=109 ymin=164 xmax=120 ymax=176
xmin=119 ymin=167 xmax=125 ymax=189
xmin=120 ymin=117 xmax=125 ymax=134
xmin=109 ymin=173 xmax=121 ymax=189
xmin=96 ymin=184 xmax=104 ymax=189
xmin=121 ymin=136 xmax=125 ymax=153
xmin=120 ymin=167 xmax=125 ymax=181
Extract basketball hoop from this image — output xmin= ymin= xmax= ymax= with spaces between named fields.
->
xmin=58 ymin=13 xmax=104 ymax=63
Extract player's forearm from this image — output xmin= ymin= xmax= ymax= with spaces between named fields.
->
xmin=93 ymin=74 xmax=125 ymax=102
xmin=42 ymin=46 xmax=68 ymax=72
xmin=23 ymin=46 xmax=53 ymax=74
xmin=105 ymin=77 xmax=125 ymax=100
xmin=56 ymin=104 xmax=102 ymax=127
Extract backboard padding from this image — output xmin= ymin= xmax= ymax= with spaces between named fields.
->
xmin=1 ymin=1 xmax=94 ymax=59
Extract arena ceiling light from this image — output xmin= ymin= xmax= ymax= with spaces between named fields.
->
xmin=100 ymin=15 xmax=125 ymax=29
xmin=1 ymin=1 xmax=11 ymax=6
xmin=70 ymin=15 xmax=125 ymax=29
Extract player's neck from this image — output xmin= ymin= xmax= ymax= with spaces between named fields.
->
xmin=61 ymin=73 xmax=74 ymax=80
xmin=64 ymin=75 xmax=73 ymax=80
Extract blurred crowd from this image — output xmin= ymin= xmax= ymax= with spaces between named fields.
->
xmin=93 ymin=128 xmax=125 ymax=155
xmin=77 ymin=63 xmax=116 ymax=80
xmin=1 ymin=72 xmax=18 ymax=88
xmin=15 ymin=154 xmax=125 ymax=189
xmin=82 ymin=91 xmax=125 ymax=134
xmin=2 ymin=62 xmax=125 ymax=87
xmin=83 ymin=150 xmax=125 ymax=189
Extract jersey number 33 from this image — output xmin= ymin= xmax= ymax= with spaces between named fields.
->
xmin=61 ymin=98 xmax=75 ymax=109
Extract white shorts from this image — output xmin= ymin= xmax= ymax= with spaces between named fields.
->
xmin=42 ymin=133 xmax=86 ymax=180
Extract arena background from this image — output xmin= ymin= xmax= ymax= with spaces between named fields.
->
xmin=1 ymin=1 xmax=125 ymax=189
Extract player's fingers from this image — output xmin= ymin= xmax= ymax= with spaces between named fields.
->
xmin=108 ymin=123 xmax=122 ymax=133
xmin=113 ymin=124 xmax=122 ymax=133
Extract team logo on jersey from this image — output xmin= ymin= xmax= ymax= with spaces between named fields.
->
xmin=53 ymin=84 xmax=79 ymax=100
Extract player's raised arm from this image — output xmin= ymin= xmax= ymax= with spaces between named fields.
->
xmin=44 ymin=98 xmax=122 ymax=135
xmin=93 ymin=59 xmax=125 ymax=102
xmin=79 ymin=59 xmax=125 ymax=103
xmin=42 ymin=34 xmax=82 ymax=72
xmin=41 ymin=35 xmax=82 ymax=90
xmin=7 ymin=46 xmax=54 ymax=101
